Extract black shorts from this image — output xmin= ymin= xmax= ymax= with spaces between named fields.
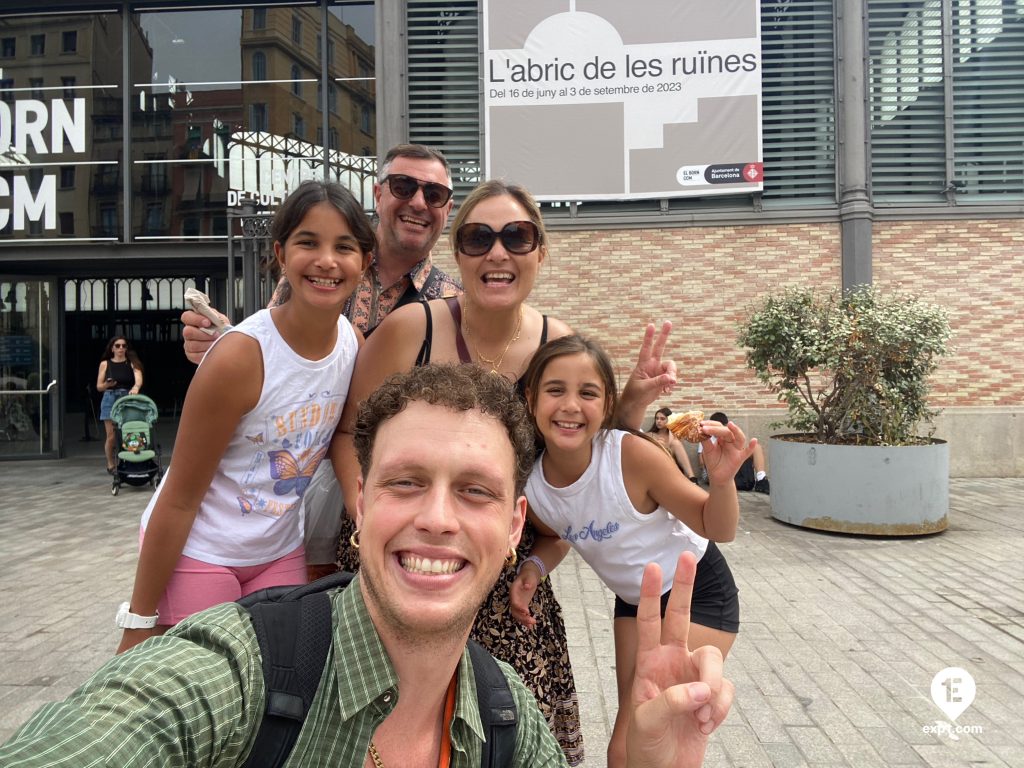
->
xmin=613 ymin=541 xmax=740 ymax=633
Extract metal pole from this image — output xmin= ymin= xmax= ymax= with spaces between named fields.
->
xmin=0 ymin=380 xmax=58 ymax=396
xmin=241 ymin=202 xmax=257 ymax=318
xmin=227 ymin=210 xmax=236 ymax=322
xmin=837 ymin=0 xmax=873 ymax=290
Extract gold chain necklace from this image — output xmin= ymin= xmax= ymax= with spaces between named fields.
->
xmin=462 ymin=301 xmax=523 ymax=374
xmin=368 ymin=741 xmax=386 ymax=768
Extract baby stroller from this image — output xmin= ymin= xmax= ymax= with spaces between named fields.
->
xmin=109 ymin=394 xmax=163 ymax=495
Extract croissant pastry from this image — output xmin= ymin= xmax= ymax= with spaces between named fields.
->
xmin=666 ymin=410 xmax=705 ymax=443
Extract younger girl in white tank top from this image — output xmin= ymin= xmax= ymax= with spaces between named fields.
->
xmin=511 ymin=334 xmax=756 ymax=768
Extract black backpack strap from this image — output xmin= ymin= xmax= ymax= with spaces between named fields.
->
xmin=239 ymin=571 xmax=354 ymax=768
xmin=238 ymin=573 xmax=514 ymax=768
xmin=468 ymin=640 xmax=518 ymax=768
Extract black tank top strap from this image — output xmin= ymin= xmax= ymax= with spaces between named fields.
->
xmin=414 ymin=301 xmax=433 ymax=367
xmin=444 ymin=297 xmax=473 ymax=364
xmin=515 ymin=316 xmax=548 ymax=398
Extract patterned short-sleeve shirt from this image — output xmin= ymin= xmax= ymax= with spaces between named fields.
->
xmin=345 ymin=253 xmax=461 ymax=335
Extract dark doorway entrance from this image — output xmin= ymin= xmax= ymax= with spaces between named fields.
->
xmin=63 ymin=277 xmax=206 ymax=430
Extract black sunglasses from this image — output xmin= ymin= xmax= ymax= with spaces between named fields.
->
xmin=381 ymin=174 xmax=453 ymax=208
xmin=455 ymin=221 xmax=541 ymax=257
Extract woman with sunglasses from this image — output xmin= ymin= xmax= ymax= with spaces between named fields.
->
xmin=97 ymin=336 xmax=143 ymax=474
xmin=328 ymin=179 xmax=677 ymax=765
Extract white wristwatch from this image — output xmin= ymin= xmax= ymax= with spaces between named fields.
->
xmin=116 ymin=602 xmax=159 ymax=629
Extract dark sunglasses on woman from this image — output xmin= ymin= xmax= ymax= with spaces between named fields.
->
xmin=381 ymin=174 xmax=453 ymax=208
xmin=455 ymin=221 xmax=541 ymax=257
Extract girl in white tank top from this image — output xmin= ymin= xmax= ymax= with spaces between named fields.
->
xmin=510 ymin=335 xmax=756 ymax=768
xmin=118 ymin=182 xmax=374 ymax=656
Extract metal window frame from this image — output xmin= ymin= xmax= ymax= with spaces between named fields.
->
xmin=868 ymin=0 xmax=1024 ymax=207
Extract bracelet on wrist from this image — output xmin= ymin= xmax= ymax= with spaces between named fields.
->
xmin=516 ymin=554 xmax=548 ymax=582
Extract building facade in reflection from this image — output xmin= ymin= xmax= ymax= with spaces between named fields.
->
xmin=0 ymin=2 xmax=377 ymax=457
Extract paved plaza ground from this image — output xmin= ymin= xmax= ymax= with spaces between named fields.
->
xmin=0 ymin=451 xmax=1021 ymax=767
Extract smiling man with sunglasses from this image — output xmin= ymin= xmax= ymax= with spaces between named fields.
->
xmin=353 ymin=144 xmax=462 ymax=334
xmin=181 ymin=144 xmax=461 ymax=358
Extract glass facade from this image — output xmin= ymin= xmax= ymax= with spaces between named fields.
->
xmin=0 ymin=279 xmax=56 ymax=456
xmin=0 ymin=2 xmax=377 ymax=247
xmin=0 ymin=12 xmax=123 ymax=243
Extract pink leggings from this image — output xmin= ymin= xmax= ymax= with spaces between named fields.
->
xmin=141 ymin=531 xmax=307 ymax=625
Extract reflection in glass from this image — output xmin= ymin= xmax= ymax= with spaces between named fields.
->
xmin=1 ymin=3 xmax=377 ymax=246
xmin=0 ymin=12 xmax=123 ymax=242
xmin=0 ymin=280 xmax=54 ymax=456
xmin=132 ymin=4 xmax=377 ymax=240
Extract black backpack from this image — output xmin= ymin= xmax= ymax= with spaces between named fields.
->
xmin=237 ymin=571 xmax=518 ymax=768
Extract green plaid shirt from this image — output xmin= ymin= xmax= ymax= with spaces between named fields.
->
xmin=0 ymin=576 xmax=565 ymax=767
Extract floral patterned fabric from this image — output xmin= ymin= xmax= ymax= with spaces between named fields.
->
xmin=344 ymin=254 xmax=461 ymax=334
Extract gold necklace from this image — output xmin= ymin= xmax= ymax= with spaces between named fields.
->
xmin=462 ymin=301 xmax=523 ymax=374
xmin=368 ymin=741 xmax=385 ymax=768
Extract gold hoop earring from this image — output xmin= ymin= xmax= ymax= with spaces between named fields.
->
xmin=505 ymin=548 xmax=517 ymax=568
xmin=350 ymin=530 xmax=360 ymax=549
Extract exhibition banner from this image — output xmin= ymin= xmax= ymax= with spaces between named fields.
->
xmin=482 ymin=1 xmax=763 ymax=200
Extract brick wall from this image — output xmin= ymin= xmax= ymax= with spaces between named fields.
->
xmin=436 ymin=217 xmax=1023 ymax=417
xmin=874 ymin=219 xmax=1024 ymax=408
xmin=435 ymin=222 xmax=841 ymax=416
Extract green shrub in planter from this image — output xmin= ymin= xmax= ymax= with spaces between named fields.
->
xmin=738 ymin=285 xmax=951 ymax=446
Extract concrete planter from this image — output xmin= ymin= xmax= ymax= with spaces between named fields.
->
xmin=768 ymin=435 xmax=949 ymax=535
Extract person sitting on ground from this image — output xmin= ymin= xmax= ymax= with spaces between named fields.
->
xmin=648 ymin=406 xmax=698 ymax=482
xmin=698 ymin=411 xmax=770 ymax=494
xmin=0 ymin=364 xmax=734 ymax=768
